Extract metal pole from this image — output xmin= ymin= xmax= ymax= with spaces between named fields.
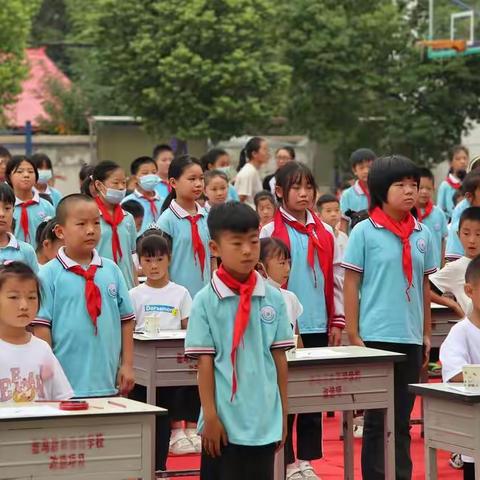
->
xmin=25 ymin=121 xmax=32 ymax=156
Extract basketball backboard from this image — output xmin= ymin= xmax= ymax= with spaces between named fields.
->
xmin=428 ymin=0 xmax=480 ymax=58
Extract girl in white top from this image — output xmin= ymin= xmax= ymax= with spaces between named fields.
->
xmin=0 ymin=261 xmax=72 ymax=403
xmin=235 ymin=137 xmax=270 ymax=209
xmin=128 ymin=229 xmax=199 ymax=467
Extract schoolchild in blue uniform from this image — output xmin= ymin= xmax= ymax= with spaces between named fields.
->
xmin=35 ymin=217 xmax=63 ymax=266
xmin=153 ymin=144 xmax=174 ymax=199
xmin=122 ymin=156 xmax=163 ymax=234
xmin=31 ymin=153 xmax=63 ymax=207
xmin=446 ymin=171 xmax=480 ymax=260
xmin=415 ymin=168 xmax=448 ymax=269
xmin=84 ymin=161 xmax=137 ymax=289
xmin=201 ymin=148 xmax=239 ymax=201
xmin=157 ymin=155 xmax=211 ymax=298
xmin=6 ymin=155 xmax=55 ymax=249
xmin=437 ymin=145 xmax=469 ymax=220
xmin=0 ymin=183 xmax=39 ymax=272
xmin=260 ymin=161 xmax=344 ymax=479
xmin=339 ymin=148 xmax=376 ymax=232
xmin=32 ymin=194 xmax=135 ymax=398
xmin=343 ymin=155 xmax=437 ymax=480
xmin=185 ymin=202 xmax=294 ymax=480
xmin=204 ymin=170 xmax=229 ymax=213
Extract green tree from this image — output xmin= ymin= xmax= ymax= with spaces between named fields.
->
xmin=91 ymin=0 xmax=290 ymax=139
xmin=0 ymin=1 xmax=38 ymax=123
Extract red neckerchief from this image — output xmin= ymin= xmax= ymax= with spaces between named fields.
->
xmin=216 ymin=265 xmax=257 ymax=401
xmin=68 ymin=265 xmax=102 ymax=334
xmin=445 ymin=174 xmax=461 ymax=190
xmin=138 ymin=193 xmax=158 ymax=219
xmin=19 ymin=199 xmax=37 ymax=242
xmin=161 ymin=179 xmax=172 ymax=193
xmin=416 ymin=201 xmax=433 ymax=223
xmin=185 ymin=214 xmax=206 ymax=279
xmin=272 ymin=208 xmax=334 ymax=326
xmin=95 ymin=197 xmax=124 ymax=263
xmin=370 ymin=207 xmax=416 ymax=300
xmin=358 ymin=180 xmax=370 ymax=203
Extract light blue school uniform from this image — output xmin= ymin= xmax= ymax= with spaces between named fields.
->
xmin=228 ymin=184 xmax=239 ymax=201
xmin=451 ymin=198 xmax=470 ymax=225
xmin=38 ymin=186 xmax=62 ymax=208
xmin=96 ymin=209 xmax=137 ymax=290
xmin=342 ymin=217 xmax=437 ymax=345
xmin=33 ymin=248 xmax=135 ymax=397
xmin=155 ymin=180 xmax=171 ymax=200
xmin=185 ymin=271 xmax=294 ymax=446
xmin=0 ymin=233 xmax=39 ymax=273
xmin=156 ymin=199 xmax=211 ymax=298
xmin=340 ymin=180 xmax=369 ymax=215
xmin=14 ymin=191 xmax=55 ymax=249
xmin=420 ymin=206 xmax=448 ymax=269
xmin=437 ymin=176 xmax=461 ymax=220
xmin=260 ymin=208 xmax=342 ymax=334
xmin=122 ymin=189 xmax=163 ymax=235
xmin=445 ymin=198 xmax=471 ymax=259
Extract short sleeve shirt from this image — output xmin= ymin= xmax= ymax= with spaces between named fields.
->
xmin=185 ymin=272 xmax=294 ymax=446
xmin=421 ymin=205 xmax=448 ymax=269
xmin=342 ymin=217 xmax=437 ymax=345
xmin=0 ymin=233 xmax=39 ymax=273
xmin=122 ymin=190 xmax=164 ymax=235
xmin=339 ymin=181 xmax=369 ymax=215
xmin=234 ymin=162 xmax=263 ymax=209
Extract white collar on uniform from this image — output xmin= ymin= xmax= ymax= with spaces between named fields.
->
xmin=204 ymin=201 xmax=211 ymax=212
xmin=2 ymin=233 xmax=19 ymax=250
xmin=279 ymin=206 xmax=316 ymax=226
xmin=15 ymin=190 xmax=40 ymax=207
xmin=369 ymin=216 xmax=422 ymax=231
xmin=211 ymin=270 xmax=266 ymax=299
xmin=134 ymin=189 xmax=161 ymax=201
xmin=448 ymin=173 xmax=461 ymax=185
xmin=353 ymin=180 xmax=365 ymax=195
xmin=169 ymin=199 xmax=206 ymax=219
xmin=56 ymin=246 xmax=103 ymax=270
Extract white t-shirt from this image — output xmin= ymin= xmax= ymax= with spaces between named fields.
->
xmin=0 ymin=335 xmax=73 ymax=403
xmin=234 ymin=162 xmax=263 ymax=209
xmin=429 ymin=256 xmax=471 ymax=315
xmin=129 ymin=281 xmax=192 ymax=333
xmin=335 ymin=230 xmax=349 ymax=263
xmin=266 ymin=277 xmax=303 ymax=331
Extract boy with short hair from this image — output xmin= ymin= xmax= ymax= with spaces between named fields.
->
xmin=32 ymin=194 xmax=135 ymax=397
xmin=185 ymin=202 xmax=294 ymax=480
xmin=123 ymin=156 xmax=163 ymax=234
xmin=153 ymin=144 xmax=174 ymax=199
xmin=430 ymin=207 xmax=480 ymax=319
xmin=339 ymin=148 xmax=376 ymax=232
xmin=121 ymin=199 xmax=145 ymax=233
xmin=415 ymin=168 xmax=448 ymax=269
xmin=439 ymin=254 xmax=480 ymax=480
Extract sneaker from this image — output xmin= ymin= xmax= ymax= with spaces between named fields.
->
xmin=449 ymin=452 xmax=464 ymax=469
xmin=169 ymin=429 xmax=196 ymax=455
xmin=185 ymin=428 xmax=202 ymax=453
xmin=299 ymin=460 xmax=320 ymax=479
xmin=286 ymin=463 xmax=303 ymax=480
xmin=353 ymin=424 xmax=364 ymax=438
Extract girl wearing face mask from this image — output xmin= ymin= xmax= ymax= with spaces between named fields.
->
xmin=200 ymin=148 xmax=239 ymax=201
xmin=87 ymin=161 xmax=137 ymax=289
xmin=122 ymin=156 xmax=163 ymax=235
xmin=31 ymin=153 xmax=63 ymax=207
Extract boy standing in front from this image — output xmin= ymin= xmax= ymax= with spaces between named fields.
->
xmin=185 ymin=202 xmax=294 ymax=480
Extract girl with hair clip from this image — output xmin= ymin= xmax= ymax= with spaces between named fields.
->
xmin=200 ymin=148 xmax=239 ymax=201
xmin=6 ymin=155 xmax=55 ymax=249
xmin=260 ymin=161 xmax=345 ymax=480
xmin=35 ymin=217 xmax=63 ymax=266
xmin=263 ymin=146 xmax=295 ymax=194
xmin=86 ymin=161 xmax=137 ymax=289
xmin=157 ymin=155 xmax=211 ymax=298
xmin=342 ymin=155 xmax=437 ymax=480
xmin=437 ymin=145 xmax=469 ymax=220
xmin=234 ymin=137 xmax=270 ymax=209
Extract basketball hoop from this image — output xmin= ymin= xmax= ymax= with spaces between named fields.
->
xmin=417 ymin=39 xmax=468 ymax=52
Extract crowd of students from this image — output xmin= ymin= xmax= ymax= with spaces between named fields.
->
xmin=0 ymin=139 xmax=478 ymax=480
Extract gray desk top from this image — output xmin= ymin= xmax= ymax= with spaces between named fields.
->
xmin=410 ymin=382 xmax=480 ymax=403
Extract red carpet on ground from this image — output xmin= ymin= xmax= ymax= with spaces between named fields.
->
xmin=166 ymin=397 xmax=462 ymax=479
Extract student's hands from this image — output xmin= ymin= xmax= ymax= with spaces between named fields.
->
xmin=348 ymin=334 xmax=365 ymax=348
xmin=275 ymin=414 xmax=288 ymax=452
xmin=117 ymin=364 xmax=135 ymax=395
xmin=328 ymin=327 xmax=342 ymax=346
xmin=444 ymin=298 xmax=465 ymax=319
xmin=422 ymin=336 xmax=431 ymax=369
xmin=202 ymin=414 xmax=228 ymax=457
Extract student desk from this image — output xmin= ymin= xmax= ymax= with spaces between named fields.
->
xmin=410 ymin=383 xmax=480 ymax=479
xmin=430 ymin=303 xmax=461 ymax=349
xmin=0 ymin=397 xmax=164 ymax=480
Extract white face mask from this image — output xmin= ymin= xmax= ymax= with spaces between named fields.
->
xmin=38 ymin=169 xmax=53 ymax=185
xmin=103 ymin=188 xmax=126 ymax=205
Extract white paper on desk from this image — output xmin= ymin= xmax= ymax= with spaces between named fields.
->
xmin=0 ymin=405 xmax=69 ymax=418
xmin=142 ymin=330 xmax=186 ymax=340
xmin=293 ymin=348 xmax=348 ymax=359
xmin=447 ymin=385 xmax=480 ymax=395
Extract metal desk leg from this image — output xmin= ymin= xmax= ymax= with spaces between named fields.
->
xmin=425 ymin=444 xmax=437 ymax=479
xmin=146 ymin=345 xmax=157 ymax=405
xmin=273 ymin=447 xmax=285 ymax=480
xmin=384 ymin=365 xmax=396 ymax=480
xmin=342 ymin=411 xmax=354 ymax=480
xmin=475 ymin=456 xmax=480 ymax=480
